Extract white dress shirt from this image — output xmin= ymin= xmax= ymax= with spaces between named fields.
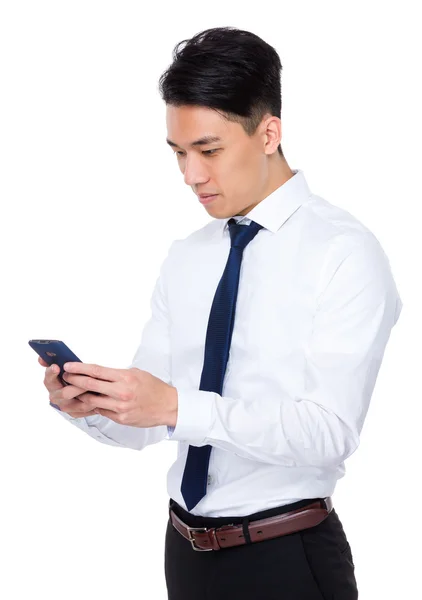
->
xmin=55 ymin=169 xmax=403 ymax=517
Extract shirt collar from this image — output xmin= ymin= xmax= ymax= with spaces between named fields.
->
xmin=218 ymin=169 xmax=311 ymax=236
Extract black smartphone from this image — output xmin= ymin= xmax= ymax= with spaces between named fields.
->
xmin=29 ymin=339 xmax=101 ymax=396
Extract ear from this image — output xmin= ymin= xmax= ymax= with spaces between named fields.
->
xmin=262 ymin=115 xmax=282 ymax=155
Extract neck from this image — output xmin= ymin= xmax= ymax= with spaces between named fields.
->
xmin=236 ymin=154 xmax=295 ymax=217
xmin=264 ymin=153 xmax=295 ymax=198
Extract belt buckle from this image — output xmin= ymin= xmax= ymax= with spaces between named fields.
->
xmin=186 ymin=526 xmax=213 ymax=551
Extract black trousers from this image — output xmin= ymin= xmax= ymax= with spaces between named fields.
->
xmin=164 ymin=497 xmax=358 ymax=600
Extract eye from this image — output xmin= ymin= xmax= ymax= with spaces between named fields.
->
xmin=174 ymin=149 xmax=220 ymax=157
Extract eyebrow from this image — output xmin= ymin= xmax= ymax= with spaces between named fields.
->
xmin=166 ymin=135 xmax=222 ymax=149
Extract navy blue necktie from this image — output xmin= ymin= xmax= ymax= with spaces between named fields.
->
xmin=180 ymin=218 xmax=264 ymax=511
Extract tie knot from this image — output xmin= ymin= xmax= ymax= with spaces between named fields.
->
xmin=228 ymin=218 xmax=264 ymax=250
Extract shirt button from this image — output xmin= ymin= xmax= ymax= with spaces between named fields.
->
xmin=207 ymin=475 xmax=213 ymax=485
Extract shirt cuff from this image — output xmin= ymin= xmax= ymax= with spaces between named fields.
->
xmin=167 ymin=389 xmax=215 ymax=443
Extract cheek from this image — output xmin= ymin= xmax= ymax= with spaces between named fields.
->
xmin=225 ymin=155 xmax=260 ymax=195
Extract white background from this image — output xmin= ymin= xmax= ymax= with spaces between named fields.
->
xmin=1 ymin=1 xmax=420 ymax=598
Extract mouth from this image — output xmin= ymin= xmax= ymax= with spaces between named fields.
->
xmin=198 ymin=194 xmax=219 ymax=205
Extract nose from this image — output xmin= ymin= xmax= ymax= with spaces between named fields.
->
xmin=182 ymin=154 xmax=209 ymax=187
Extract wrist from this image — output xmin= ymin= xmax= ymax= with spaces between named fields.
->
xmin=164 ymin=385 xmax=178 ymax=428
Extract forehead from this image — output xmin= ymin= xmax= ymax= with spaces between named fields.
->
xmin=166 ymin=105 xmax=233 ymax=146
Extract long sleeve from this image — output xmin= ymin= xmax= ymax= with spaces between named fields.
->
xmin=52 ymin=242 xmax=177 ymax=450
xmin=169 ymin=233 xmax=403 ymax=468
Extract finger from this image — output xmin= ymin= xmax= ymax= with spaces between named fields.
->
xmin=62 ymin=373 xmax=117 ymax=398
xmin=50 ymin=392 xmax=89 ymax=413
xmin=44 ymin=364 xmax=65 ymax=392
xmin=63 ymin=385 xmax=118 ymax=412
xmin=92 ymin=407 xmax=120 ymax=421
xmin=63 ymin=362 xmax=122 ymax=383
xmin=38 ymin=356 xmax=49 ymax=367
xmin=60 ymin=396 xmax=99 ymax=414
xmin=76 ymin=391 xmax=93 ymax=403
xmin=51 ymin=399 xmax=98 ymax=417
xmin=50 ymin=382 xmax=87 ymax=404
xmin=65 ymin=406 xmax=98 ymax=418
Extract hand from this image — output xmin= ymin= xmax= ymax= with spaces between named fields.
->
xmin=59 ymin=362 xmax=178 ymax=428
xmin=39 ymin=356 xmax=98 ymax=418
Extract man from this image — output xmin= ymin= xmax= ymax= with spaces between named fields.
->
xmin=40 ymin=27 xmax=402 ymax=599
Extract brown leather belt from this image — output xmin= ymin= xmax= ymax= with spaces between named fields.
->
xmin=170 ymin=497 xmax=333 ymax=551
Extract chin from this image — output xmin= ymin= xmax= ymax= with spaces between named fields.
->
xmin=203 ymin=203 xmax=225 ymax=217
xmin=208 ymin=207 xmax=230 ymax=219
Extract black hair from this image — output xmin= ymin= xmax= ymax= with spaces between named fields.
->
xmin=158 ymin=27 xmax=284 ymax=156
